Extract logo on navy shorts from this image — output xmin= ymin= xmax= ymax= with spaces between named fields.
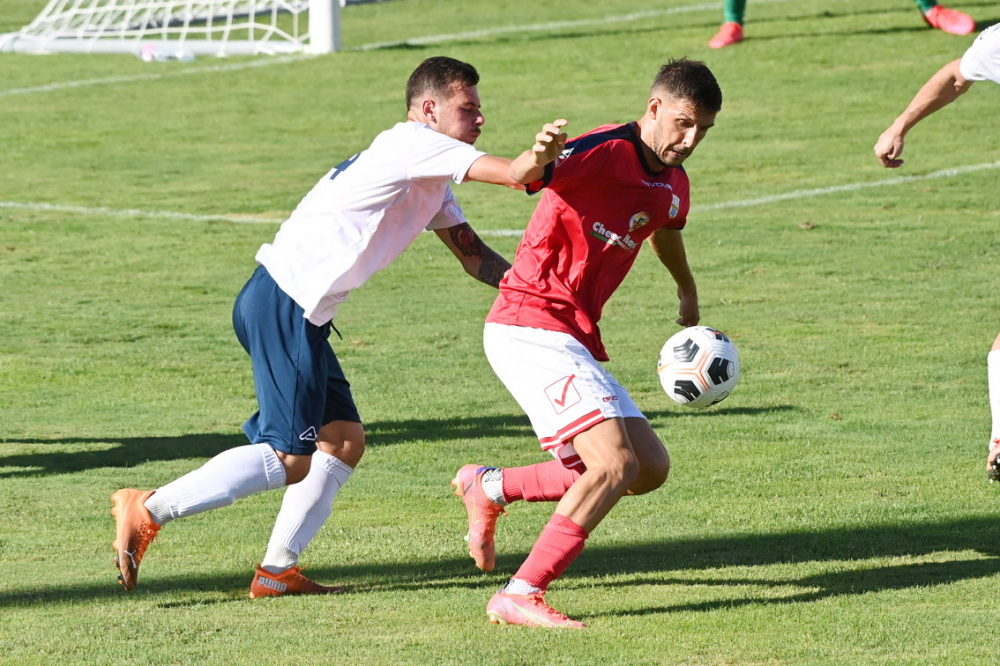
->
xmin=299 ymin=426 xmax=318 ymax=442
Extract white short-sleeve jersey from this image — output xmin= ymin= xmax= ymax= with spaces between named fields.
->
xmin=256 ymin=121 xmax=486 ymax=324
xmin=960 ymin=23 xmax=1000 ymax=84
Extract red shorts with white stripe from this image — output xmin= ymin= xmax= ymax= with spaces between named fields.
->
xmin=483 ymin=323 xmax=645 ymax=469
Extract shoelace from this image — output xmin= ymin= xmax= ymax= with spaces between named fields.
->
xmin=127 ymin=523 xmax=159 ymax=568
xmin=136 ymin=522 xmax=160 ymax=550
xmin=527 ymin=594 xmax=571 ymax=621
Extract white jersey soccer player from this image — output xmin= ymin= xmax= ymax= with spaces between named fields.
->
xmin=873 ymin=24 xmax=1000 ymax=479
xmin=875 ymin=23 xmax=1000 ymax=168
xmin=961 ymin=24 xmax=1000 ymax=476
xmin=257 ymin=121 xmax=486 ymax=325
xmin=110 ymin=56 xmax=567 ymax=597
xmin=959 ymin=23 xmax=1000 ymax=84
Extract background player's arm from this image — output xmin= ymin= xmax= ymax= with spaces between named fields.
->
xmin=648 ymin=228 xmax=699 ymax=326
xmin=434 ymin=223 xmax=511 ymax=288
xmin=874 ymin=59 xmax=973 ymax=168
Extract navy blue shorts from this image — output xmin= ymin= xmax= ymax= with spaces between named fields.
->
xmin=232 ymin=265 xmax=361 ymax=455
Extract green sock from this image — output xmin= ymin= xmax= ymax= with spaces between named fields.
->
xmin=724 ymin=0 xmax=747 ymax=24
xmin=913 ymin=0 xmax=937 ymax=14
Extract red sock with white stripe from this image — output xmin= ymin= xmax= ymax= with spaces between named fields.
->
xmin=499 ymin=460 xmax=582 ymax=503
xmin=509 ymin=513 xmax=589 ymax=593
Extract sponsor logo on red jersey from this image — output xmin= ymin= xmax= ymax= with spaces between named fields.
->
xmin=591 ymin=210 xmax=650 ymax=252
xmin=590 ymin=221 xmax=639 ymax=251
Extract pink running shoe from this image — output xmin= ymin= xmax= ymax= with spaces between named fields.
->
xmin=451 ymin=464 xmax=505 ymax=572
xmin=486 ymin=589 xmax=586 ymax=629
xmin=922 ymin=5 xmax=974 ymax=35
xmin=111 ymin=488 xmax=160 ymax=591
xmin=709 ymin=22 xmax=743 ymax=48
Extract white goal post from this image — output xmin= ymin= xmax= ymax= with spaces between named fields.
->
xmin=0 ymin=0 xmax=341 ymax=57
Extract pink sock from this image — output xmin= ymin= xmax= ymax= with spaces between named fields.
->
xmin=501 ymin=459 xmax=582 ymax=503
xmin=513 ymin=513 xmax=589 ymax=590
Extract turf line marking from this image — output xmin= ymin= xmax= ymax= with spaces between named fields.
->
xmin=0 ymin=0 xmax=790 ymax=97
xmin=0 ymin=200 xmax=278 ymax=224
xmin=691 ymin=160 xmax=1000 ymax=213
xmin=3 ymin=160 xmax=997 ymax=229
xmin=0 ymin=55 xmax=307 ymax=98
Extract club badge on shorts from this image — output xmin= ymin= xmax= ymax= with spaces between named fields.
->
xmin=545 ymin=374 xmax=581 ymax=414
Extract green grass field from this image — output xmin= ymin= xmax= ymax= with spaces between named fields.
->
xmin=3 ymin=0 xmax=1000 ymax=663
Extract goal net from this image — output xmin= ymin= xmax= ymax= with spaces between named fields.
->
xmin=0 ymin=0 xmax=341 ymax=56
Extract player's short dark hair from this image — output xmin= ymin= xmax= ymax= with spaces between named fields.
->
xmin=652 ymin=58 xmax=722 ymax=114
xmin=406 ymin=57 xmax=480 ymax=109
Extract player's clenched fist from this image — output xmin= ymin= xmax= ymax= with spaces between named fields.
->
xmin=873 ymin=127 xmax=906 ymax=168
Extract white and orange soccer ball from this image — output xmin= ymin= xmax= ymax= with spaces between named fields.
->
xmin=657 ymin=326 xmax=740 ymax=408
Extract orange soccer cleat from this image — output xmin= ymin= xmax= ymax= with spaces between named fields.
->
xmin=249 ymin=565 xmax=345 ymax=598
xmin=709 ymin=22 xmax=744 ymax=49
xmin=486 ymin=588 xmax=586 ymax=629
xmin=451 ymin=464 xmax=506 ymax=572
xmin=111 ymin=488 xmax=161 ymax=591
xmin=922 ymin=5 xmax=975 ymax=35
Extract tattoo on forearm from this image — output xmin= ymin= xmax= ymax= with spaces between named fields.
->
xmin=449 ymin=223 xmax=511 ymax=288
xmin=448 ymin=223 xmax=482 ymax=258
xmin=478 ymin=249 xmax=511 ymax=288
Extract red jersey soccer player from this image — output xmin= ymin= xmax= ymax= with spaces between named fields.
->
xmin=452 ymin=58 xmax=722 ymax=628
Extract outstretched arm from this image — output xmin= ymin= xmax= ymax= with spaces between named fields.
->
xmin=463 ymin=119 xmax=569 ymax=188
xmin=434 ymin=223 xmax=511 ymax=288
xmin=874 ymin=59 xmax=973 ymax=168
xmin=648 ymin=228 xmax=699 ymax=326
xmin=509 ymin=119 xmax=568 ymax=184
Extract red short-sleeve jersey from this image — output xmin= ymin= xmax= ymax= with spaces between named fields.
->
xmin=486 ymin=122 xmax=690 ymax=362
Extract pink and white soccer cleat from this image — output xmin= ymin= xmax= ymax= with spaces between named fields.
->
xmin=922 ymin=5 xmax=975 ymax=35
xmin=451 ymin=464 xmax=505 ymax=572
xmin=988 ymin=438 xmax=1000 ymax=482
xmin=486 ymin=588 xmax=586 ymax=629
xmin=709 ymin=22 xmax=744 ymax=48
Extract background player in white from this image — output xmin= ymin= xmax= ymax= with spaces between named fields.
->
xmin=873 ymin=24 xmax=1000 ymax=477
xmin=110 ymin=56 xmax=567 ymax=596
xmin=452 ymin=58 xmax=722 ymax=628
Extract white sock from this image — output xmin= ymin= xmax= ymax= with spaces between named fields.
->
xmin=505 ymin=578 xmax=542 ymax=596
xmin=144 ymin=444 xmax=286 ymax=526
xmin=989 ymin=350 xmax=1000 ymax=446
xmin=481 ymin=467 xmax=507 ymax=506
xmin=261 ymin=451 xmax=354 ymax=574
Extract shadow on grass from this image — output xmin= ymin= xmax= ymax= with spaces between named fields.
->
xmin=3 ymin=515 xmax=999 ymax=613
xmin=599 ymin=557 xmax=1000 ymax=618
xmin=975 ymin=17 xmax=1000 ymax=31
xmin=0 ymin=405 xmax=793 ymax=477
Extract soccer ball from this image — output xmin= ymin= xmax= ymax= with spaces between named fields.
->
xmin=657 ymin=326 xmax=740 ymax=408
